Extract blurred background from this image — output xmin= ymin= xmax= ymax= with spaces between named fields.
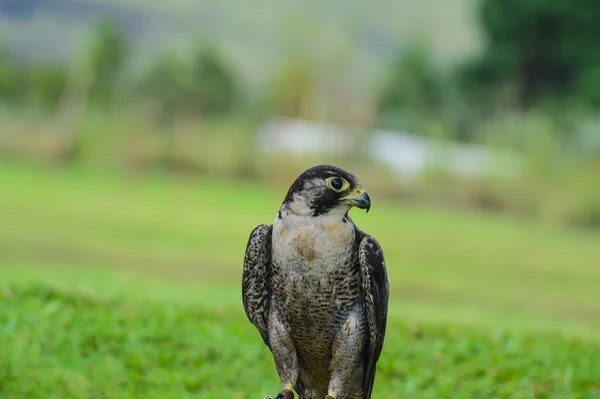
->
xmin=1 ymin=0 xmax=599 ymax=335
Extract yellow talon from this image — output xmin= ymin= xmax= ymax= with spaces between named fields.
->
xmin=327 ymin=391 xmax=337 ymax=399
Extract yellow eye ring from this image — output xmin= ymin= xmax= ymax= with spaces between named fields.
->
xmin=325 ymin=176 xmax=350 ymax=193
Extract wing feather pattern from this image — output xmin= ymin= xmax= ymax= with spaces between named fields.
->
xmin=242 ymin=224 xmax=273 ymax=348
xmin=357 ymin=230 xmax=390 ymax=399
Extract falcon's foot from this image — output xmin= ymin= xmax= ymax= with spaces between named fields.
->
xmin=273 ymin=389 xmax=294 ymax=399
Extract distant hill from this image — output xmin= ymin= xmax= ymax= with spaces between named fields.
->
xmin=0 ymin=0 xmax=481 ymax=88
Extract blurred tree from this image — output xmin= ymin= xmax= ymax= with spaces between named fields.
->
xmin=188 ymin=45 xmax=240 ymax=116
xmin=460 ymin=0 xmax=600 ymax=108
xmin=374 ymin=41 xmax=453 ymax=140
xmin=0 ymin=42 xmax=18 ymax=103
xmin=261 ymin=56 xmax=318 ymax=119
xmin=137 ymin=53 xmax=188 ymax=125
xmin=25 ymin=65 xmax=69 ymax=110
xmin=576 ymin=67 xmax=600 ymax=108
xmin=0 ymin=38 xmax=69 ymax=110
xmin=137 ymin=45 xmax=241 ymax=122
xmin=377 ymin=42 xmax=444 ymax=115
xmin=85 ymin=18 xmax=128 ymax=111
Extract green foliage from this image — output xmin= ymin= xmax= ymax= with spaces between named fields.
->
xmin=260 ymin=56 xmax=318 ymax=119
xmin=188 ymin=45 xmax=240 ymax=116
xmin=2 ymin=20 xmax=245 ymax=121
xmin=576 ymin=67 xmax=600 ymax=108
xmin=23 ymin=64 xmax=69 ymax=110
xmin=0 ymin=19 xmax=129 ymax=112
xmin=0 ymin=37 xmax=67 ymax=110
xmin=0 ymin=284 xmax=599 ymax=398
xmin=137 ymin=46 xmax=241 ymax=121
xmin=0 ymin=53 xmax=67 ymax=110
xmin=374 ymin=42 xmax=458 ymax=140
xmin=462 ymin=0 xmax=600 ymax=107
xmin=0 ymin=44 xmax=17 ymax=103
xmin=377 ymin=42 xmax=445 ymax=115
xmin=137 ymin=53 xmax=190 ymax=124
xmin=85 ymin=18 xmax=129 ymax=110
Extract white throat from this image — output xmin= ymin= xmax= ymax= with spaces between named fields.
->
xmin=276 ymin=200 xmax=352 ymax=223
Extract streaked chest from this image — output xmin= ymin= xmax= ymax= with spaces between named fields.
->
xmin=271 ymin=213 xmax=355 ymax=273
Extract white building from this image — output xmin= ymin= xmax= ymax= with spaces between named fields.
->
xmin=257 ymin=118 xmax=524 ymax=180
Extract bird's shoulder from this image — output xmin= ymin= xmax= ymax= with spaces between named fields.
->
xmin=244 ymin=224 xmax=272 ymax=259
xmin=353 ymin=223 xmax=388 ymax=285
xmin=349 ymin=219 xmax=382 ymax=253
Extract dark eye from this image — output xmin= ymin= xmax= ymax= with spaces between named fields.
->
xmin=330 ymin=177 xmax=343 ymax=191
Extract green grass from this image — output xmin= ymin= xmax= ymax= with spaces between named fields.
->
xmin=1 ymin=162 xmax=599 ymax=335
xmin=1 ymin=284 xmax=599 ymax=399
xmin=1 ymin=161 xmax=600 ymax=397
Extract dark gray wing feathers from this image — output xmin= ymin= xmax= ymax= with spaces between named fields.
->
xmin=242 ymin=224 xmax=273 ymax=348
xmin=357 ymin=231 xmax=390 ymax=399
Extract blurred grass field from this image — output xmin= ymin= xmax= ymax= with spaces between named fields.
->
xmin=1 ymin=161 xmax=599 ymax=334
xmin=1 ymin=161 xmax=600 ymax=398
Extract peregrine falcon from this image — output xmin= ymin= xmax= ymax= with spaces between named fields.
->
xmin=242 ymin=165 xmax=389 ymax=399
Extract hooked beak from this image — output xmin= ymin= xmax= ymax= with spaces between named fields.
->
xmin=341 ymin=188 xmax=371 ymax=213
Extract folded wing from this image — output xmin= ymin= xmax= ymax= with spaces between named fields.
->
xmin=357 ymin=232 xmax=390 ymax=399
xmin=242 ymin=224 xmax=273 ymax=348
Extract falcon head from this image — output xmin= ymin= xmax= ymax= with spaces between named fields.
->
xmin=281 ymin=164 xmax=371 ymax=217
